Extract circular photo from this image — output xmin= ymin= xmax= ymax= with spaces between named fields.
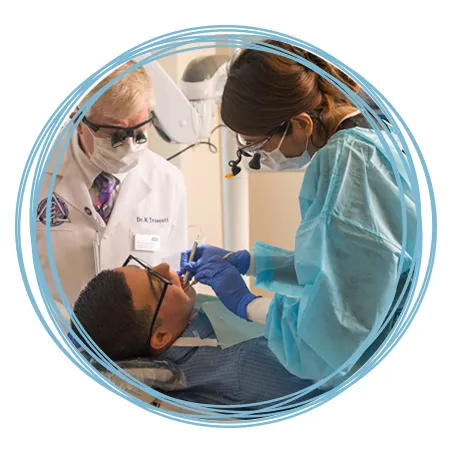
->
xmin=22 ymin=27 xmax=430 ymax=425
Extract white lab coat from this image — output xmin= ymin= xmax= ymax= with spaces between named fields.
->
xmin=36 ymin=129 xmax=188 ymax=321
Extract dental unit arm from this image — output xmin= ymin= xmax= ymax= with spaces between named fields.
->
xmin=142 ymin=55 xmax=230 ymax=144
xmin=141 ymin=53 xmax=260 ymax=175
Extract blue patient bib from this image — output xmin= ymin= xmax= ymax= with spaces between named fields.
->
xmin=195 ymin=294 xmax=265 ymax=348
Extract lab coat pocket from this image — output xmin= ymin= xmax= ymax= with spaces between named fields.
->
xmin=35 ymin=226 xmax=77 ymax=298
xmin=36 ymin=226 xmax=75 ymax=269
xmin=35 ymin=225 xmax=75 ymax=259
xmin=35 ymin=221 xmax=76 ymax=233
xmin=36 ymin=226 xmax=75 ymax=265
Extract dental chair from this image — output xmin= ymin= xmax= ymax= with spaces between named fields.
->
xmin=72 ymin=294 xmax=265 ymax=418
xmin=87 ymin=356 xmax=200 ymax=415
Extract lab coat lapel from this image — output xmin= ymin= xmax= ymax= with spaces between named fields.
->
xmin=47 ymin=136 xmax=96 ymax=219
xmin=55 ymin=163 xmax=95 ymax=217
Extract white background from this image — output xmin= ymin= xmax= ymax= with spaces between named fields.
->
xmin=1 ymin=1 xmax=449 ymax=448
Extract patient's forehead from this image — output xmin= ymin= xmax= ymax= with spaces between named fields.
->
xmin=114 ymin=267 xmax=157 ymax=310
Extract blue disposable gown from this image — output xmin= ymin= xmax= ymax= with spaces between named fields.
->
xmin=252 ymin=127 xmax=417 ymax=382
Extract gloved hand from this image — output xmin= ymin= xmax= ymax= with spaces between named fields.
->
xmin=178 ymin=244 xmax=250 ymax=276
xmin=193 ymin=255 xmax=260 ymax=320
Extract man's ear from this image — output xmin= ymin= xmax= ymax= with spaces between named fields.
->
xmin=150 ymin=327 xmax=173 ymax=353
xmin=69 ymin=110 xmax=84 ymax=135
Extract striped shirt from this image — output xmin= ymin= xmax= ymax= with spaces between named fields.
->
xmin=159 ymin=309 xmax=326 ymax=407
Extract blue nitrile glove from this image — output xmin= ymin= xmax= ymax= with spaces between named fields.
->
xmin=193 ymin=255 xmax=260 ymax=320
xmin=178 ymin=244 xmax=250 ymax=276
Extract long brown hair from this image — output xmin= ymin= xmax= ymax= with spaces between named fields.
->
xmin=221 ymin=40 xmax=360 ymax=144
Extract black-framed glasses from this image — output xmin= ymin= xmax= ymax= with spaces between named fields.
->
xmin=122 ymin=255 xmax=172 ymax=351
xmin=235 ymin=121 xmax=288 ymax=153
xmin=77 ymin=107 xmax=155 ymax=148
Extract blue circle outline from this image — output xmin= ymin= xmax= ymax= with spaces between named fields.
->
xmin=15 ymin=25 xmax=436 ymax=427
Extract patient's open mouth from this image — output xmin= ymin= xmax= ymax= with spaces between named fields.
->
xmin=181 ymin=275 xmax=197 ymax=293
xmin=179 ymin=274 xmax=189 ymax=291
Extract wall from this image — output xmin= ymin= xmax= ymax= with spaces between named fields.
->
xmin=248 ymin=170 xmax=304 ymax=297
xmin=145 ymin=44 xmax=226 ymax=295
xmin=145 ymin=45 xmax=305 ymax=298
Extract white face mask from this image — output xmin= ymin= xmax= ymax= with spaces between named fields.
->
xmin=260 ymin=124 xmax=311 ymax=171
xmin=87 ymin=129 xmax=147 ymax=174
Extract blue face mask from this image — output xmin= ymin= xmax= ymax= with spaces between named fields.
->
xmin=260 ymin=129 xmax=311 ymax=171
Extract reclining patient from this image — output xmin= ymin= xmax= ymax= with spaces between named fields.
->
xmin=71 ymin=256 xmax=327 ymax=406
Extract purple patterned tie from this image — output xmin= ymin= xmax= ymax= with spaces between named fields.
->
xmin=93 ymin=172 xmax=118 ymax=224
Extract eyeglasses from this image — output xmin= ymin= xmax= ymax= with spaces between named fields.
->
xmin=235 ymin=121 xmax=288 ymax=153
xmin=77 ymin=108 xmax=155 ymax=148
xmin=122 ymin=255 xmax=172 ymax=351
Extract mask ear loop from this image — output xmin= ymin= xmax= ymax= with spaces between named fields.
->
xmin=304 ymin=134 xmax=310 ymax=156
xmin=276 ymin=121 xmax=290 ymax=152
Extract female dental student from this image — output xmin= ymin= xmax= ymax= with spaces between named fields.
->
xmin=179 ymin=40 xmax=416 ymax=382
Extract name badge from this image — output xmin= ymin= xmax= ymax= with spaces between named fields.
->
xmin=134 ymin=234 xmax=161 ymax=252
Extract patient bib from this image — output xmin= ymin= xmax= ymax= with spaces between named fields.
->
xmin=172 ymin=294 xmax=265 ymax=349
